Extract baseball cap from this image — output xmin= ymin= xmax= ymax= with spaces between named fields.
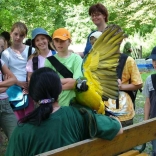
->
xmin=52 ymin=28 xmax=71 ymax=40
xmin=90 ymin=31 xmax=102 ymax=39
xmin=31 ymin=28 xmax=52 ymax=47
xmin=146 ymin=46 xmax=156 ymax=60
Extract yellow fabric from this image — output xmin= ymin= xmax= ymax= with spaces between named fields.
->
xmin=105 ymin=57 xmax=143 ymax=121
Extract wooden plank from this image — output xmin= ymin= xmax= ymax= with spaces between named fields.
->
xmin=37 ymin=118 xmax=156 ymax=156
xmin=118 ymin=150 xmax=140 ymax=156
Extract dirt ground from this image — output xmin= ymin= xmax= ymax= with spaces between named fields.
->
xmin=0 ymin=129 xmax=8 ymax=156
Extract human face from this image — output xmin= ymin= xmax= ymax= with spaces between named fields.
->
xmin=10 ymin=28 xmax=25 ymax=45
xmin=152 ymin=60 xmax=156 ymax=69
xmin=34 ymin=35 xmax=49 ymax=51
xmin=0 ymin=39 xmax=4 ymax=53
xmin=90 ymin=36 xmax=97 ymax=45
xmin=91 ymin=12 xmax=106 ymax=26
xmin=53 ymin=38 xmax=70 ymax=53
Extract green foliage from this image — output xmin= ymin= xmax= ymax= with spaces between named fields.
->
xmin=0 ymin=0 xmax=156 ymax=53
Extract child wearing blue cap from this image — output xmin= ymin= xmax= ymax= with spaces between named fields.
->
xmin=143 ymin=46 xmax=156 ymax=156
xmin=26 ymin=28 xmax=56 ymax=84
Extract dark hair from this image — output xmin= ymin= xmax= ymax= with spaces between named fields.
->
xmin=25 ymin=38 xmax=32 ymax=46
xmin=19 ymin=67 xmax=62 ymax=125
xmin=0 ymin=31 xmax=11 ymax=47
xmin=1 ymin=31 xmax=10 ymax=41
xmin=89 ymin=3 xmax=109 ymax=22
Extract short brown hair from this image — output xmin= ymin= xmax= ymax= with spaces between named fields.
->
xmin=89 ymin=3 xmax=109 ymax=22
xmin=11 ymin=22 xmax=28 ymax=36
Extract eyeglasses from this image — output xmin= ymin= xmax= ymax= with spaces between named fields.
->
xmin=91 ymin=13 xmax=102 ymax=18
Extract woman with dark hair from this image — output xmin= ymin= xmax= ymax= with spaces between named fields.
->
xmin=5 ymin=67 xmax=123 ymax=156
xmin=78 ymin=3 xmax=109 ymax=57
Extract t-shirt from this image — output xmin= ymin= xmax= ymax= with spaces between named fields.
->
xmin=142 ymin=75 xmax=156 ymax=118
xmin=105 ymin=56 xmax=143 ymax=121
xmin=0 ymin=59 xmax=8 ymax=99
xmin=44 ymin=53 xmax=83 ymax=106
xmin=26 ymin=50 xmax=53 ymax=72
xmin=1 ymin=46 xmax=35 ymax=81
xmin=5 ymin=106 xmax=121 ymax=156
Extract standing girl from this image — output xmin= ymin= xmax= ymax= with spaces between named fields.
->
xmin=26 ymin=28 xmax=56 ymax=83
xmin=1 ymin=22 xmax=35 ymax=120
xmin=0 ymin=35 xmax=17 ymax=140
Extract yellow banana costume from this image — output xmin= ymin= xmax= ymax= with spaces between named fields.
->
xmin=75 ymin=24 xmax=125 ymax=114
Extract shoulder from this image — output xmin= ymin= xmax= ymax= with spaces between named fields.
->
xmin=126 ymin=56 xmax=135 ymax=62
xmin=2 ymin=48 xmax=10 ymax=55
xmin=145 ymin=75 xmax=152 ymax=83
xmin=125 ymin=56 xmax=136 ymax=66
xmin=71 ymin=53 xmax=82 ymax=59
xmin=87 ymin=30 xmax=96 ymax=38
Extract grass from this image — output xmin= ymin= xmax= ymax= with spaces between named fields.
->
xmin=0 ymin=70 xmax=155 ymax=156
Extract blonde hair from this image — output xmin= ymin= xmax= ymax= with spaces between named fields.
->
xmin=29 ymin=41 xmax=56 ymax=60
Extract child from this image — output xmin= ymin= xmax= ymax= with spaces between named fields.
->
xmin=26 ymin=28 xmax=56 ymax=83
xmin=143 ymin=46 xmax=156 ymax=156
xmin=44 ymin=28 xmax=83 ymax=106
xmin=1 ymin=22 xmax=35 ymax=119
xmin=89 ymin=31 xmax=102 ymax=45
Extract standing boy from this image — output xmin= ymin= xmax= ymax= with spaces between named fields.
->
xmin=44 ymin=28 xmax=83 ymax=106
xmin=143 ymin=46 xmax=156 ymax=156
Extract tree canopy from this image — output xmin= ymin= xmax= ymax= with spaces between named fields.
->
xmin=0 ymin=0 xmax=156 ymax=54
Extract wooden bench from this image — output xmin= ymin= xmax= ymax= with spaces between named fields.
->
xmin=36 ymin=118 xmax=156 ymax=156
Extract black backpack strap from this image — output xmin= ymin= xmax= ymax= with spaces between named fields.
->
xmin=116 ymin=54 xmax=128 ymax=109
xmin=28 ymin=46 xmax=32 ymax=60
xmin=117 ymin=53 xmax=128 ymax=79
xmin=0 ymin=60 xmax=2 ymax=74
xmin=47 ymin=56 xmax=73 ymax=78
xmin=32 ymin=57 xmax=38 ymax=71
xmin=0 ymin=60 xmax=4 ymax=81
xmin=151 ymin=74 xmax=156 ymax=90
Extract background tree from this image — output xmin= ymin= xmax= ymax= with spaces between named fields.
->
xmin=0 ymin=0 xmax=156 ymax=57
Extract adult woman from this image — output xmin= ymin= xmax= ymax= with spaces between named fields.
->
xmin=26 ymin=27 xmax=56 ymax=83
xmin=79 ymin=3 xmax=108 ymax=57
xmin=1 ymin=22 xmax=35 ymax=119
xmin=6 ymin=67 xmax=123 ymax=156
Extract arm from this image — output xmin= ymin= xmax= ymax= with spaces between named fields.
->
xmin=0 ymin=64 xmax=17 ymax=87
xmin=110 ymin=116 xmax=123 ymax=135
xmin=144 ymin=97 xmax=150 ymax=120
xmin=120 ymin=57 xmax=143 ymax=91
xmin=95 ymin=113 xmax=123 ymax=140
xmin=118 ymin=79 xmax=142 ymax=91
xmin=61 ymin=78 xmax=76 ymax=90
xmin=27 ymin=72 xmax=32 ymax=86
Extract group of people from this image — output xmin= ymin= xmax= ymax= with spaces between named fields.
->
xmin=0 ymin=2 xmax=155 ymax=156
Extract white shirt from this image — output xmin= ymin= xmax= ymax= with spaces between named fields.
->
xmin=1 ymin=46 xmax=35 ymax=81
